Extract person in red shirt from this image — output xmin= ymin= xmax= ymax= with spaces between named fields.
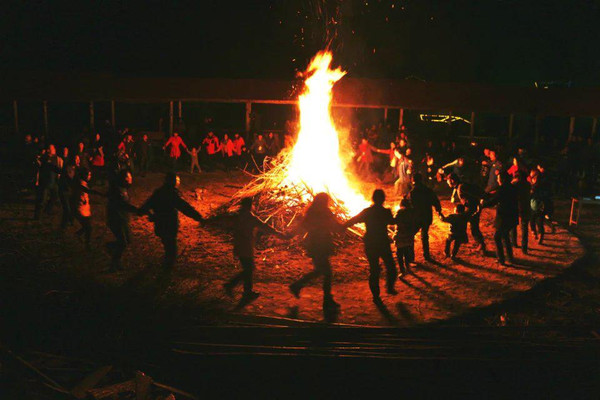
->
xmin=163 ymin=132 xmax=187 ymax=170
xmin=202 ymin=131 xmax=220 ymax=170
xmin=233 ymin=133 xmax=246 ymax=168
xmin=220 ymin=133 xmax=235 ymax=171
xmin=357 ymin=138 xmax=375 ymax=177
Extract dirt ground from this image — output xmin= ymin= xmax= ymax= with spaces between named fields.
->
xmin=0 ymin=170 xmax=586 ymax=327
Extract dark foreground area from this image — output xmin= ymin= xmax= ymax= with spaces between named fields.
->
xmin=1 ymin=170 xmax=600 ymax=398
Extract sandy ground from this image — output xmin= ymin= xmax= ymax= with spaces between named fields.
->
xmin=0 ymin=170 xmax=586 ymax=327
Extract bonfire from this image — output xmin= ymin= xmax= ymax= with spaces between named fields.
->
xmin=215 ymin=51 xmax=371 ymax=235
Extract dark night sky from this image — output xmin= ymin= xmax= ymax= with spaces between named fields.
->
xmin=2 ymin=0 xmax=599 ymax=85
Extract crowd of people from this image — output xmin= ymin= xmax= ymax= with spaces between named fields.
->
xmin=15 ymin=117 xmax=600 ymax=315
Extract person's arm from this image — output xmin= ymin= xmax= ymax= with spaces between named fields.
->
xmin=481 ymin=191 xmax=499 ymax=208
xmin=164 ymin=137 xmax=173 ymax=150
xmin=343 ymin=209 xmax=366 ymax=228
xmin=175 ymin=194 xmax=204 ymax=222
xmin=116 ymin=190 xmax=139 ymax=214
xmin=431 ymin=190 xmax=442 ymax=214
xmin=138 ymin=193 xmax=155 ymax=216
xmin=441 ymin=159 xmax=459 ymax=169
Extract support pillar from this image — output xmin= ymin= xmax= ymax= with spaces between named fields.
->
xmin=178 ymin=101 xmax=182 ymax=119
xmin=245 ymin=102 xmax=252 ymax=135
xmin=508 ymin=113 xmax=515 ymax=139
xmin=43 ymin=101 xmax=49 ymax=138
xmin=398 ymin=108 xmax=404 ymax=130
xmin=469 ymin=111 xmax=475 ymax=137
xmin=110 ymin=100 xmax=116 ymax=128
xmin=169 ymin=101 xmax=174 ymax=135
xmin=383 ymin=108 xmax=388 ymax=124
xmin=568 ymin=116 xmax=575 ymax=140
xmin=89 ymin=101 xmax=95 ymax=133
xmin=13 ymin=100 xmax=18 ymax=135
xmin=592 ymin=117 xmax=598 ymax=139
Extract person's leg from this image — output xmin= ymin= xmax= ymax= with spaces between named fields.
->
xmin=407 ymin=243 xmax=415 ymax=266
xmin=509 ymin=226 xmax=518 ymax=247
xmin=161 ymin=235 xmax=177 ymax=268
xmin=451 ymin=241 xmax=461 ymax=258
xmin=470 ymin=213 xmax=486 ymax=253
xmin=45 ymin=184 xmax=58 ymax=214
xmin=396 ymin=249 xmax=406 ymax=274
xmin=421 ymin=224 xmax=431 ymax=259
xmin=241 ymin=257 xmax=256 ymax=295
xmin=503 ymin=230 xmax=514 ymax=262
xmin=493 ymin=229 xmax=505 ymax=264
xmin=521 ymin=217 xmax=529 ymax=253
xmin=34 ymin=186 xmax=47 ymax=220
xmin=225 ymin=256 xmax=246 ymax=293
xmin=59 ymin=191 xmax=69 ymax=228
xmin=366 ymin=247 xmax=381 ymax=299
xmin=315 ymin=257 xmax=333 ymax=303
xmin=81 ymin=217 xmax=92 ymax=247
xmin=530 ymin=213 xmax=538 ymax=238
xmin=381 ymin=246 xmax=397 ymax=293
xmin=290 ymin=265 xmax=321 ymax=296
xmin=109 ymin=223 xmax=126 ymax=270
xmin=444 ymin=237 xmax=452 ymax=257
xmin=537 ymin=215 xmax=545 ymax=243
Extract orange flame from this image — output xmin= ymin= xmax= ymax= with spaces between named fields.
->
xmin=283 ymin=51 xmax=369 ymax=214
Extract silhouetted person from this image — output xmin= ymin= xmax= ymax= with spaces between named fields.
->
xmin=288 ymin=193 xmax=344 ymax=311
xmin=508 ymin=157 xmax=531 ymax=253
xmin=106 ymin=170 xmax=139 ymax=272
xmin=484 ymin=150 xmax=502 ymax=194
xmin=440 ymin=204 xmax=469 ymax=260
xmin=72 ymin=168 xmax=101 ymax=249
xmin=34 ymin=144 xmax=61 ymax=220
xmin=224 ymin=197 xmax=282 ymax=301
xmin=407 ymin=173 xmax=442 ymax=261
xmin=58 ymin=164 xmax=76 ymax=229
xmin=394 ymin=198 xmax=418 ymax=276
xmin=529 ymin=169 xmax=549 ymax=244
xmin=482 ymin=172 xmax=519 ymax=265
xmin=345 ymin=189 xmax=398 ymax=301
xmin=139 ymin=172 xmax=204 ymax=268
xmin=446 ymin=173 xmax=487 ymax=255
xmin=137 ymin=134 xmax=151 ymax=176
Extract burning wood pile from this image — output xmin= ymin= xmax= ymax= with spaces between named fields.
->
xmin=211 ymin=150 xmax=361 ymax=236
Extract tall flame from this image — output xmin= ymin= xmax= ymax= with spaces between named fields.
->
xmin=283 ymin=51 xmax=369 ymax=214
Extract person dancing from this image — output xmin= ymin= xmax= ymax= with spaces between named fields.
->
xmin=288 ymin=193 xmax=345 ymax=312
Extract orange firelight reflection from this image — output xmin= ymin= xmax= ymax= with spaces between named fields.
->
xmin=283 ymin=51 xmax=369 ymax=215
